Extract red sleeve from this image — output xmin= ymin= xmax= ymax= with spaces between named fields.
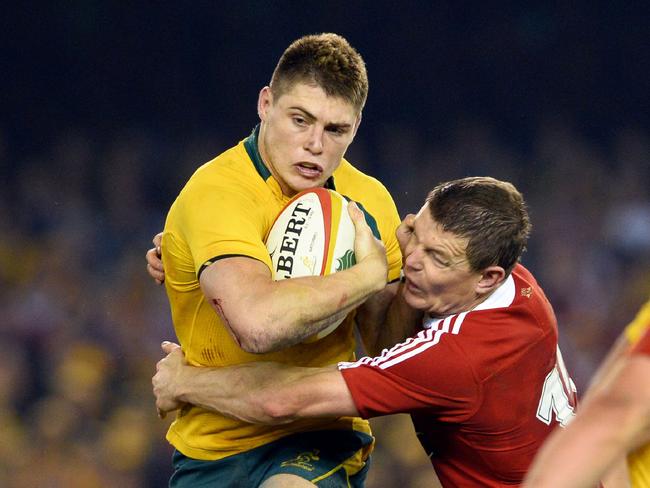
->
xmin=338 ymin=329 xmax=480 ymax=421
xmin=631 ymin=327 xmax=650 ymax=355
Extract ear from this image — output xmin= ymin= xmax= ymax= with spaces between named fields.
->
xmin=351 ymin=112 xmax=363 ymax=138
xmin=257 ymin=86 xmax=273 ymax=121
xmin=475 ymin=266 xmax=506 ymax=295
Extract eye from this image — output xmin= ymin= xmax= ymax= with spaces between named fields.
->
xmin=292 ymin=116 xmax=307 ymax=126
xmin=326 ymin=125 xmax=348 ymax=136
xmin=428 ymin=251 xmax=450 ymax=268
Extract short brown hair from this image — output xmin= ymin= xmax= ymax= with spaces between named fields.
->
xmin=270 ymin=33 xmax=368 ymax=113
xmin=426 ymin=177 xmax=531 ymax=274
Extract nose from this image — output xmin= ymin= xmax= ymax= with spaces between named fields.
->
xmin=305 ymin=126 xmax=324 ymax=154
xmin=404 ymin=245 xmax=423 ymax=272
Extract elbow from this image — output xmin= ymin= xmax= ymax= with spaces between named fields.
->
xmin=214 ymin=302 xmax=297 ymax=354
xmin=238 ymin=336 xmax=275 ymax=355
xmin=207 ymin=295 xmax=283 ymax=354
xmin=231 ymin=320 xmax=284 ymax=354
xmin=259 ymin=397 xmax=300 ymax=424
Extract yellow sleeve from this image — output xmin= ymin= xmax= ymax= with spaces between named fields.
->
xmin=624 ymin=299 xmax=650 ymax=346
xmin=173 ymin=174 xmax=272 ymax=277
xmin=374 ymin=191 xmax=403 ymax=283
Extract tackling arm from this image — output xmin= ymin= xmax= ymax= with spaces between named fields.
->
xmin=356 ymin=281 xmax=422 ymax=357
xmin=153 ymin=342 xmax=358 ymax=423
xmin=355 ymin=213 xmax=422 ymax=356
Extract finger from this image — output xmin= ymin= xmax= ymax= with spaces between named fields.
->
xmin=403 ymin=214 xmax=416 ymax=227
xmin=161 ymin=341 xmax=181 ymax=353
xmin=157 ymin=407 xmax=166 ymax=419
xmin=147 ymin=263 xmax=165 ymax=282
xmin=146 ymin=249 xmax=164 ymax=271
xmin=153 ymin=232 xmax=163 ymax=248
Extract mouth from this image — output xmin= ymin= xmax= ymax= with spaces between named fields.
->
xmin=295 ymin=162 xmax=323 ymax=179
xmin=404 ymin=276 xmax=423 ymax=295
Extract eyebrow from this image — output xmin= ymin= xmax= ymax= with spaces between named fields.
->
xmin=426 ymin=246 xmax=453 ymax=260
xmin=289 ymin=106 xmax=353 ymax=131
xmin=415 ymin=230 xmax=455 ymax=260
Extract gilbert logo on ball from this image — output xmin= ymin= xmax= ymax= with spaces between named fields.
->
xmin=265 ymin=188 xmax=356 ymax=342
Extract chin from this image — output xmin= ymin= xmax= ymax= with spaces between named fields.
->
xmin=403 ymin=290 xmax=429 ymax=311
xmin=293 ymin=179 xmax=326 ymax=193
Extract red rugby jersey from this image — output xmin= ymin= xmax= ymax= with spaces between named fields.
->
xmin=339 ymin=264 xmax=577 ymax=487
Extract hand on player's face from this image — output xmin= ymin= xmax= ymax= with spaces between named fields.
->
xmin=396 ymin=214 xmax=416 ymax=255
xmin=348 ymin=201 xmax=387 ymax=284
xmin=146 ymin=232 xmax=165 ymax=284
xmin=152 ymin=341 xmax=185 ymax=418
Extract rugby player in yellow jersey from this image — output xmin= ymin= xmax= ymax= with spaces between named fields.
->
xmin=622 ymin=300 xmax=650 ymax=487
xmin=523 ymin=299 xmax=650 ymax=488
xmin=149 ymin=34 xmax=403 ymax=487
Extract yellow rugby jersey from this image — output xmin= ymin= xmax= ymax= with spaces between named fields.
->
xmin=162 ymin=126 xmax=402 ymax=461
xmin=623 ymin=299 xmax=650 ymax=487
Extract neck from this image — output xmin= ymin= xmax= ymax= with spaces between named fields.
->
xmin=257 ymin=123 xmax=293 ymax=197
xmin=426 ymin=291 xmax=495 ymax=320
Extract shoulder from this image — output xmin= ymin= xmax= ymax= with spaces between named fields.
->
xmin=333 ymin=160 xmax=396 ymax=207
xmin=632 ymin=327 xmax=650 ymax=355
xmin=442 ymin=270 xmax=558 ymax=377
xmin=625 ymin=299 xmax=650 ymax=345
xmin=184 ymin=142 xmax=257 ymax=191
xmin=174 ymin=141 xmax=268 ymax=210
xmin=333 ymin=160 xmax=400 ymax=241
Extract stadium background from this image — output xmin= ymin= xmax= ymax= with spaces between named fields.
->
xmin=1 ymin=3 xmax=649 ymax=486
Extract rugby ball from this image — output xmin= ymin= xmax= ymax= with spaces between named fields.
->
xmin=265 ymin=188 xmax=356 ymax=341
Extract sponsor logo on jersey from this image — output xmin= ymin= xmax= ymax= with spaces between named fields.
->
xmin=276 ymin=201 xmax=311 ymax=279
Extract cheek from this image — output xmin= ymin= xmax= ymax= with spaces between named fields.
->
xmin=325 ymin=138 xmax=350 ymax=159
xmin=421 ymin=269 xmax=462 ymax=299
xmin=268 ymin=132 xmax=296 ymax=160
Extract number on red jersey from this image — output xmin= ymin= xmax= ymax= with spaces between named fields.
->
xmin=536 ymin=346 xmax=577 ymax=427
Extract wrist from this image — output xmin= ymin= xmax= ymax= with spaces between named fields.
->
xmin=356 ymin=257 xmax=387 ymax=293
xmin=173 ymin=365 xmax=192 ymax=403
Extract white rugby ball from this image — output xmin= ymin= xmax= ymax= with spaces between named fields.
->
xmin=265 ymin=188 xmax=356 ymax=342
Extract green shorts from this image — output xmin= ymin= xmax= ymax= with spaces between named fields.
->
xmin=169 ymin=429 xmax=374 ymax=487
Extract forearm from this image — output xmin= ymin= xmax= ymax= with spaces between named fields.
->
xmin=357 ymin=282 xmax=422 ymax=356
xmin=203 ymin=258 xmax=386 ymax=353
xmin=524 ymin=400 xmax=636 ymax=487
xmin=524 ymin=358 xmax=650 ymax=488
xmin=600 ymin=457 xmax=631 ymax=488
xmin=174 ymin=362 xmax=357 ymax=424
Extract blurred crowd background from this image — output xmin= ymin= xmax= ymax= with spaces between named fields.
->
xmin=1 ymin=3 xmax=649 ymax=487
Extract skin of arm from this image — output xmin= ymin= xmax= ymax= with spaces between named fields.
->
xmin=199 ymin=202 xmax=388 ymax=354
xmin=522 ymin=353 xmax=650 ymax=488
xmin=355 ymin=213 xmax=422 ymax=356
xmin=153 ymin=342 xmax=358 ymax=423
xmin=583 ymin=332 xmax=633 ymax=488
xmin=356 ymin=281 xmax=422 ymax=356
xmin=147 ymin=210 xmax=414 ymax=355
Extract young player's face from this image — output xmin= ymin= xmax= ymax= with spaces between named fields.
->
xmin=401 ymin=204 xmax=484 ymax=317
xmin=257 ymin=82 xmax=360 ymax=197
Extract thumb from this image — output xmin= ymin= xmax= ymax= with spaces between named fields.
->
xmin=347 ymin=201 xmax=367 ymax=227
xmin=161 ymin=341 xmax=181 ymax=354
